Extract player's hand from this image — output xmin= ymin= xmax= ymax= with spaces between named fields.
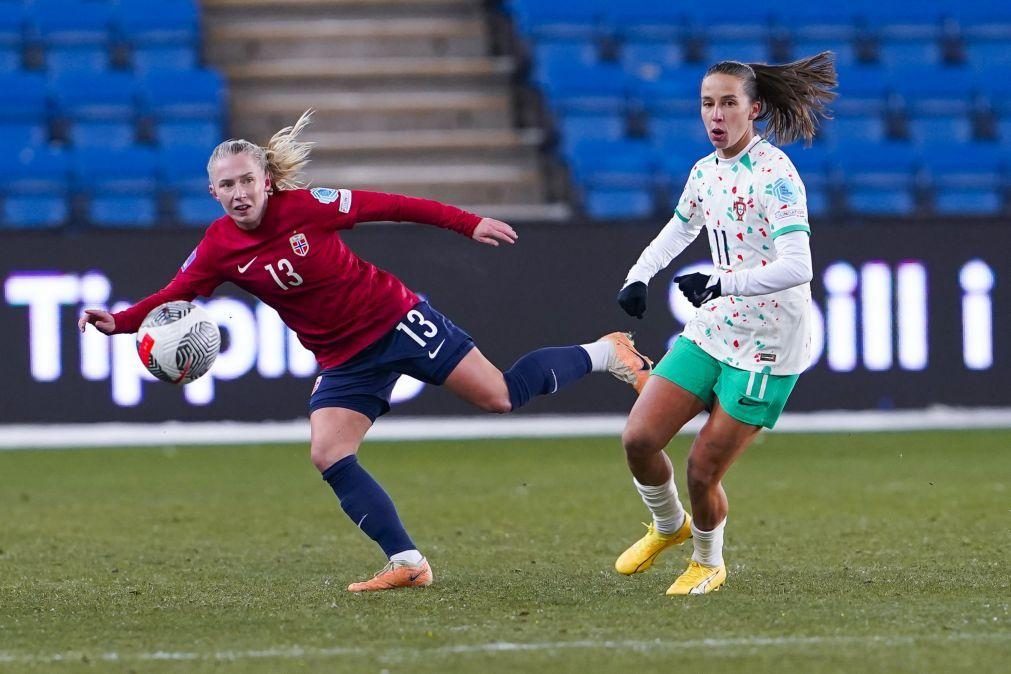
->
xmin=617 ymin=281 xmax=648 ymax=319
xmin=673 ymin=273 xmax=722 ymax=308
xmin=472 ymin=217 xmax=517 ymax=247
xmin=79 ymin=309 xmax=115 ymax=335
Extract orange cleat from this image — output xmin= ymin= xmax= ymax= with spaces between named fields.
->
xmin=599 ymin=332 xmax=653 ymax=394
xmin=347 ymin=558 xmax=434 ymax=592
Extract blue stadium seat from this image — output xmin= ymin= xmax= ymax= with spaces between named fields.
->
xmin=115 ymin=0 xmax=199 ymax=48
xmin=908 ymin=115 xmax=974 ymax=144
xmin=156 ymin=119 xmax=222 ymax=150
xmin=790 ymin=37 xmax=857 ymax=67
xmin=158 ymin=145 xmax=219 ymax=226
xmin=805 ymin=185 xmax=829 ymax=217
xmin=584 ymin=187 xmax=654 ymax=219
xmin=0 ymin=7 xmax=24 ymax=70
xmin=965 ymin=40 xmax=1011 ymax=69
xmin=847 ymin=186 xmax=916 ymax=215
xmin=630 ymin=68 xmax=708 ymax=115
xmin=888 ymin=66 xmax=977 ymax=114
xmin=824 ymin=114 xmax=887 ymax=144
xmin=704 ymin=39 xmax=770 ymax=65
xmin=621 ymin=40 xmax=684 ymax=80
xmin=834 ymin=65 xmax=890 ymax=113
xmin=649 ymin=115 xmax=710 ymax=152
xmin=507 ymin=0 xmax=609 ymax=40
xmin=32 ymin=0 xmax=112 ymax=73
xmin=609 ymin=3 xmax=687 ymax=41
xmin=567 ymin=139 xmax=656 ymax=186
xmin=558 ymin=113 xmax=626 ymax=154
xmin=835 ymin=141 xmax=921 ymax=187
xmin=788 ymin=145 xmax=833 ymax=188
xmin=932 ymin=187 xmax=1001 ymax=215
xmin=73 ymin=146 xmax=158 ymax=227
xmin=133 ymin=45 xmax=198 ymax=73
xmin=140 ymin=69 xmax=225 ymax=121
xmin=52 ymin=71 xmax=136 ymax=121
xmin=0 ymin=146 xmax=70 ymax=229
xmin=537 ymin=62 xmax=629 ymax=114
xmin=878 ymin=39 xmax=942 ymax=68
xmin=0 ymin=72 xmax=48 ymax=123
xmin=0 ymin=122 xmax=48 ymax=148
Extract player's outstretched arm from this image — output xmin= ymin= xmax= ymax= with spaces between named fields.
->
xmin=471 ymin=217 xmax=518 ymax=247
xmin=78 ymin=309 xmax=115 ymax=335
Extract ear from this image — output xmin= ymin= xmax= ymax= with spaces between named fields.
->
xmin=208 ymin=184 xmax=218 ymax=200
xmin=264 ymin=173 xmax=273 ymax=193
xmin=749 ymin=100 xmax=761 ymax=121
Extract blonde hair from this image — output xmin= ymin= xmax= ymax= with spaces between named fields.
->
xmin=206 ymin=109 xmax=316 ymax=191
xmin=705 ymin=52 xmax=837 ymax=146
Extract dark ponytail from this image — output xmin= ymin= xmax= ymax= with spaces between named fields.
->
xmin=705 ymin=52 xmax=838 ymax=146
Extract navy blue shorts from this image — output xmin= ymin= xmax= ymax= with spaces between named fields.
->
xmin=308 ymin=301 xmax=475 ymax=421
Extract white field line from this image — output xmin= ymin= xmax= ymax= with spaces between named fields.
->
xmin=2 ymin=407 xmax=1011 ymax=451
xmin=0 ymin=633 xmax=1007 ymax=665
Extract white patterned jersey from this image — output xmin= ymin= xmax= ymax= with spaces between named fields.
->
xmin=629 ymin=136 xmax=813 ymax=375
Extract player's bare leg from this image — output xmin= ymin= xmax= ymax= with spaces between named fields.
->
xmin=311 ymin=408 xmax=432 ymax=591
xmin=444 ymin=335 xmax=651 ymax=413
xmin=615 ymin=377 xmax=704 ymax=574
xmin=667 ymin=399 xmax=760 ymax=596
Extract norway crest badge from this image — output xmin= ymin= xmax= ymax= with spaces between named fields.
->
xmin=290 ymin=232 xmax=309 ymax=257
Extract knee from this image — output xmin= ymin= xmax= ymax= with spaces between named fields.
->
xmin=482 ymin=397 xmax=513 ymax=414
xmin=622 ymin=426 xmax=662 ymax=459
xmin=310 ymin=442 xmax=356 ymax=473
xmin=686 ymin=451 xmax=721 ymax=491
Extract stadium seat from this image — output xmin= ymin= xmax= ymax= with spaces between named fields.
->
xmin=73 ymin=146 xmax=159 ymax=227
xmin=704 ymin=39 xmax=770 ymax=65
xmin=834 ymin=65 xmax=890 ymax=113
xmin=649 ymin=115 xmax=710 ymax=153
xmin=584 ymin=187 xmax=654 ymax=219
xmin=888 ymin=65 xmax=977 ymax=114
xmin=630 ymin=68 xmax=708 ymax=115
xmin=557 ymin=113 xmax=626 ymax=154
xmin=620 ymin=40 xmax=684 ymax=80
xmin=835 ymin=141 xmax=921 ymax=188
xmin=31 ymin=0 xmax=113 ymax=73
xmin=133 ymin=45 xmax=198 ymax=73
xmin=878 ymin=39 xmax=942 ymax=68
xmin=0 ymin=6 xmax=24 ymax=70
xmin=824 ymin=114 xmax=887 ymax=144
xmin=0 ymin=122 xmax=48 ymax=148
xmin=538 ymin=62 xmax=629 ymax=114
xmin=156 ymin=119 xmax=222 ymax=150
xmin=0 ymin=146 xmax=70 ymax=229
xmin=788 ymin=145 xmax=833 ymax=189
xmin=932 ymin=187 xmax=1002 ymax=215
xmin=846 ymin=186 xmax=916 ymax=215
xmin=805 ymin=185 xmax=829 ymax=217
xmin=507 ymin=0 xmax=609 ymax=40
xmin=567 ymin=138 xmax=656 ymax=186
xmin=140 ymin=69 xmax=226 ymax=121
xmin=158 ymin=145 xmax=219 ymax=226
xmin=790 ymin=37 xmax=857 ymax=67
xmin=115 ymin=0 xmax=199 ymax=48
xmin=0 ymin=72 xmax=49 ymax=123
xmin=907 ymin=115 xmax=974 ymax=144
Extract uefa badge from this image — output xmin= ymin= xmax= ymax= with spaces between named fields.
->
xmin=733 ymin=196 xmax=747 ymax=221
xmin=290 ymin=232 xmax=309 ymax=257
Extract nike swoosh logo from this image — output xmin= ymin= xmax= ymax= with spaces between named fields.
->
xmin=428 ymin=339 xmax=446 ymax=359
xmin=237 ymin=256 xmax=258 ymax=273
xmin=737 ymin=397 xmax=765 ymax=407
xmin=408 ymin=572 xmax=424 ymax=582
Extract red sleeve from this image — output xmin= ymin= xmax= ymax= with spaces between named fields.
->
xmin=111 ymin=238 xmax=222 ymax=334
xmin=346 ymin=190 xmax=481 ymax=237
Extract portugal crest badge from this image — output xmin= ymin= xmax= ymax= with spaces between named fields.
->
xmin=290 ymin=232 xmax=309 ymax=257
xmin=733 ymin=196 xmax=747 ymax=221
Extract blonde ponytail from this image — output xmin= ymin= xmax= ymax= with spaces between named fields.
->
xmin=206 ymin=109 xmax=316 ymax=190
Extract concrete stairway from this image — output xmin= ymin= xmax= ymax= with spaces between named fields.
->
xmin=201 ymin=0 xmax=568 ymax=220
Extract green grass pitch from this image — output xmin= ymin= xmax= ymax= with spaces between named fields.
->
xmin=1 ymin=430 xmax=1008 ymax=673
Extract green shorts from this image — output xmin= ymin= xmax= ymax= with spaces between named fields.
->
xmin=653 ymin=337 xmax=799 ymax=429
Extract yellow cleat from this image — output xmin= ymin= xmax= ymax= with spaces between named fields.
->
xmin=347 ymin=558 xmax=433 ymax=592
xmin=599 ymin=332 xmax=653 ymax=394
xmin=666 ymin=560 xmax=727 ymax=596
xmin=614 ymin=514 xmax=693 ymax=575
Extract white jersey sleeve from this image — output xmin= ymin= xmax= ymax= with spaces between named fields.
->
xmin=719 ymin=230 xmax=812 ymax=296
xmin=624 ymin=176 xmax=705 ymax=286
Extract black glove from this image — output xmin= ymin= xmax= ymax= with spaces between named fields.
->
xmin=617 ymin=281 xmax=648 ymax=319
xmin=673 ymin=273 xmax=722 ymax=308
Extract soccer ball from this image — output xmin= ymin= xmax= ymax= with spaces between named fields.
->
xmin=136 ymin=301 xmax=221 ymax=384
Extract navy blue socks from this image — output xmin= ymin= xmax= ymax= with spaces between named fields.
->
xmin=322 ymin=455 xmax=415 ymax=558
xmin=503 ymin=345 xmax=592 ymax=410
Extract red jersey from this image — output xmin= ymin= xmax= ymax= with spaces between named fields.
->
xmin=111 ymin=188 xmax=480 ymax=368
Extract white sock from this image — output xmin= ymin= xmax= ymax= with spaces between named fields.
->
xmin=691 ymin=519 xmax=726 ymax=567
xmin=390 ymin=549 xmax=424 ymax=565
xmin=633 ymin=477 xmax=687 ymax=534
xmin=580 ymin=340 xmax=613 ymax=372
